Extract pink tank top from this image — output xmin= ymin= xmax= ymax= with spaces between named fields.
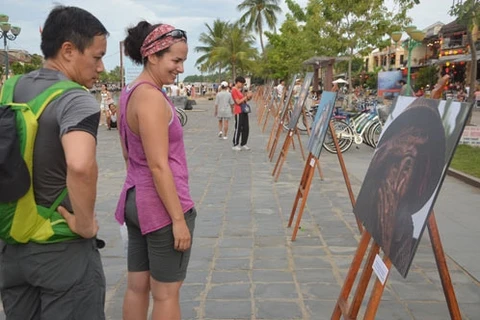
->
xmin=114 ymin=81 xmax=194 ymax=234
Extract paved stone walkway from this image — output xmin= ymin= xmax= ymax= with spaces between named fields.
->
xmin=1 ymin=99 xmax=479 ymax=319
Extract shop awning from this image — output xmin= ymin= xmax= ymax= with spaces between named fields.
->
xmin=452 ymin=51 xmax=480 ymax=63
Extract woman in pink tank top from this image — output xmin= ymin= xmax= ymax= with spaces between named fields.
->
xmin=115 ymin=21 xmax=195 ymax=320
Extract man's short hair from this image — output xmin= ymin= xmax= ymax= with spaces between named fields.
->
xmin=235 ymin=76 xmax=246 ymax=84
xmin=399 ymin=80 xmax=406 ymax=85
xmin=41 ymin=6 xmax=109 ymax=59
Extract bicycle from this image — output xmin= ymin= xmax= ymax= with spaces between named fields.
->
xmin=175 ymin=107 xmax=188 ymax=126
xmin=322 ymin=103 xmax=382 ymax=153
xmin=282 ymin=98 xmax=315 ymax=132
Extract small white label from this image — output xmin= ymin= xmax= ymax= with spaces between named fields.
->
xmin=289 ymin=131 xmax=293 ymax=136
xmin=372 ymin=254 xmax=389 ymax=285
xmin=309 ymin=158 xmax=316 ymax=167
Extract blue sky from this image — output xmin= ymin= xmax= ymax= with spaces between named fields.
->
xmin=4 ymin=0 xmax=453 ymax=81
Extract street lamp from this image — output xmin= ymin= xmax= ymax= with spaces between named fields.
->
xmin=391 ymin=25 xmax=425 ymax=96
xmin=0 ymin=14 xmax=21 ymax=80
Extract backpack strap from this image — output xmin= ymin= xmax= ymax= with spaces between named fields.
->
xmin=0 ymin=75 xmax=23 ymax=104
xmin=27 ymin=80 xmax=86 ymax=119
xmin=27 ymin=81 xmax=86 ymax=219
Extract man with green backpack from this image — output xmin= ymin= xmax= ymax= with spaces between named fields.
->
xmin=0 ymin=6 xmax=108 ymax=319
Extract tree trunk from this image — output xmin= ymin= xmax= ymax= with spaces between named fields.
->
xmin=465 ymin=29 xmax=477 ymax=126
xmin=347 ymin=48 xmax=353 ymax=108
xmin=259 ymin=24 xmax=265 ymax=58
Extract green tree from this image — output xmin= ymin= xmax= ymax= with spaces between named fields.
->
xmin=108 ymin=66 xmax=122 ymax=83
xmin=98 ymin=71 xmax=110 ymax=83
xmin=237 ymin=0 xmax=282 ymax=57
xmin=415 ymin=65 xmax=439 ymax=90
xmin=213 ymin=24 xmax=259 ymax=80
xmin=450 ymin=0 xmax=479 ymax=105
xmin=10 ymin=62 xmax=24 ymax=75
xmin=195 ymin=19 xmax=231 ymax=80
xmin=30 ymin=54 xmax=43 ymax=69
xmin=262 ymin=0 xmax=334 ymax=79
xmin=321 ymin=0 xmax=412 ymax=89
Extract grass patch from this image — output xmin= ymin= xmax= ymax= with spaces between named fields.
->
xmin=450 ymin=144 xmax=480 ymax=179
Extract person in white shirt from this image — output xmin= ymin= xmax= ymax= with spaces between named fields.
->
xmin=276 ymin=79 xmax=285 ymax=101
xmin=170 ymin=82 xmax=179 ymax=97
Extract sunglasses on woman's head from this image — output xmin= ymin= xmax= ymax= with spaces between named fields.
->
xmin=144 ymin=29 xmax=187 ymax=48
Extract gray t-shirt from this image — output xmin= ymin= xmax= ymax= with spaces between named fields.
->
xmin=215 ymin=91 xmax=234 ymax=118
xmin=13 ymin=68 xmax=100 ymax=211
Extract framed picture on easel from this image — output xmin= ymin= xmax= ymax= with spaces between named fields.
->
xmin=287 ymin=72 xmax=314 ymax=130
xmin=354 ymin=96 xmax=472 ymax=277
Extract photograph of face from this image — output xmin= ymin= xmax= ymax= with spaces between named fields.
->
xmin=353 ymin=96 xmax=472 ymax=277
xmin=288 ymin=72 xmax=314 ymax=130
xmin=307 ymin=92 xmax=337 ymax=158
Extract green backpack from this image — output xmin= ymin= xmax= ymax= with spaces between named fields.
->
xmin=0 ymin=75 xmax=86 ymax=244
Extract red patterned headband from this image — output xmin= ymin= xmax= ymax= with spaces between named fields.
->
xmin=140 ymin=24 xmax=187 ymax=58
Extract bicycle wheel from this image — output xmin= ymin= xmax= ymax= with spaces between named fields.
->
xmin=282 ymin=109 xmax=292 ymax=130
xmin=367 ymin=121 xmax=382 ymax=148
xmin=323 ymin=119 xmax=354 ymax=154
xmin=176 ymin=108 xmax=187 ymax=126
xmin=297 ymin=112 xmax=313 ymax=132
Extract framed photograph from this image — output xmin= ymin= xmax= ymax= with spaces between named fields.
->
xmin=354 ymin=96 xmax=473 ymax=277
xmin=307 ymin=91 xmax=337 ymax=158
xmin=287 ymin=72 xmax=314 ymax=130
xmin=278 ymin=76 xmax=298 ymax=120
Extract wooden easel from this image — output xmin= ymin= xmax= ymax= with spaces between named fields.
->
xmin=267 ymin=95 xmax=293 ymax=159
xmin=258 ymin=93 xmax=274 ymax=126
xmin=331 ymin=212 xmax=461 ymax=319
xmin=332 ymin=74 xmax=461 ymax=319
xmin=262 ymin=93 xmax=282 ymax=133
xmin=270 ymin=101 xmax=327 ymax=183
xmin=257 ymin=86 xmax=272 ymax=124
xmin=266 ymin=104 xmax=287 ymax=153
xmin=288 ymin=120 xmax=362 ymax=241
xmin=271 ymin=128 xmax=305 ymax=182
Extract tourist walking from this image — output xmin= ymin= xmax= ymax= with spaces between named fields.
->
xmin=116 ymin=21 xmax=196 ymax=320
xmin=214 ymin=81 xmax=234 ymax=139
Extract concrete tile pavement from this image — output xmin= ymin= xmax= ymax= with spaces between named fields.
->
xmin=95 ymin=100 xmax=480 ymax=319
xmin=1 ymin=100 xmax=478 ymax=320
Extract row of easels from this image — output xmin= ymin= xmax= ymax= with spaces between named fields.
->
xmin=255 ymin=81 xmax=461 ymax=319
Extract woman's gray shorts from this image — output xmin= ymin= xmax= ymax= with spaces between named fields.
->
xmin=125 ymin=188 xmax=196 ymax=283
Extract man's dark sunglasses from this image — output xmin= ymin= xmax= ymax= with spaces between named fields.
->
xmin=144 ymin=29 xmax=187 ymax=48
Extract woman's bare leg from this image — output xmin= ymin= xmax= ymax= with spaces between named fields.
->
xmin=123 ymin=271 xmax=150 ymax=320
xmin=150 ymin=278 xmax=183 ymax=320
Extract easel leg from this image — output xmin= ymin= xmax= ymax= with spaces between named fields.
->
xmin=287 ymin=155 xmax=312 ymax=228
xmin=295 ymin=129 xmax=306 ymax=161
xmin=262 ymin=107 xmax=270 ymax=132
xmin=272 ymin=132 xmax=292 ymax=182
xmin=269 ymin=123 xmax=283 ymax=161
xmin=328 ymin=120 xmax=363 ymax=233
xmin=315 ymin=160 xmax=324 ymax=180
xmin=291 ymin=164 xmax=315 ymax=241
xmin=428 ymin=212 xmax=462 ymax=319
xmin=348 ymin=243 xmax=380 ymax=318
xmin=332 ymin=231 xmax=372 ymax=319
xmin=363 ymin=256 xmax=392 ymax=320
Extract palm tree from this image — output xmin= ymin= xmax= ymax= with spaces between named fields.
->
xmin=195 ymin=19 xmax=231 ymax=80
xmin=237 ymin=0 xmax=282 ymax=58
xmin=213 ymin=24 xmax=259 ymax=80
